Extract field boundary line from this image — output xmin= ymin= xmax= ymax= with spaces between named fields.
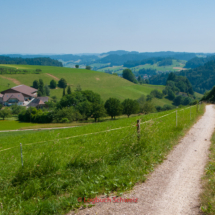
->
xmin=0 ymin=106 xmax=197 ymax=153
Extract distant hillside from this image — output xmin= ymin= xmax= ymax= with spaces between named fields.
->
xmin=179 ymin=60 xmax=215 ymax=94
xmin=0 ymin=64 xmax=173 ymax=107
xmin=185 ymin=55 xmax=215 ymax=69
xmin=0 ymin=56 xmax=63 ymax=67
xmin=3 ymin=51 xmax=208 ymax=68
xmin=94 ymin=52 xmax=202 ymax=67
xmin=123 ymin=57 xmax=173 ymax=68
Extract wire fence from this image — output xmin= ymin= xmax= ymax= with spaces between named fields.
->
xmin=0 ymin=104 xmax=202 ymax=154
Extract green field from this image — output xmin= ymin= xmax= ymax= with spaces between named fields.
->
xmin=0 ymin=104 xmax=204 ymax=214
xmin=0 ymin=64 xmax=173 ymax=106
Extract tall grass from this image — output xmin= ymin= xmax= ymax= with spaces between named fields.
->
xmin=201 ymin=127 xmax=215 ymax=214
xmin=0 ymin=105 xmax=204 ymax=214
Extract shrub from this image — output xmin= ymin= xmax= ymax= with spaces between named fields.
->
xmin=61 ymin=118 xmax=69 ymax=123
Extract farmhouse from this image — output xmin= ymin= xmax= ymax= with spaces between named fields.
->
xmin=27 ymin=97 xmax=49 ymax=108
xmin=0 ymin=85 xmax=38 ymax=106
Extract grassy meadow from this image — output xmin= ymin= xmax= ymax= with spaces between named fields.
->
xmin=201 ymin=128 xmax=215 ymax=214
xmin=0 ymin=104 xmax=204 ymax=214
xmin=0 ymin=64 xmax=173 ymax=106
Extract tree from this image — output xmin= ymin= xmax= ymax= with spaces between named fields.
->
xmin=182 ymin=97 xmax=192 ymax=105
xmin=173 ymin=95 xmax=184 ymax=106
xmin=35 ymin=69 xmax=42 ymax=74
xmin=86 ymin=65 xmax=91 ymax=70
xmin=122 ymin=69 xmax=137 ymax=83
xmin=146 ymin=95 xmax=153 ymax=101
xmin=150 ymin=90 xmax=163 ymax=99
xmin=63 ymin=88 xmax=66 ymax=97
xmin=76 ymin=101 xmax=92 ymax=120
xmin=44 ymin=85 xmax=50 ymax=96
xmin=58 ymin=78 xmax=67 ymax=88
xmin=38 ymin=79 xmax=45 ymax=96
xmin=91 ymin=102 xmax=106 ymax=122
xmin=50 ymin=79 xmax=57 ymax=89
xmin=67 ymin=85 xmax=72 ymax=94
xmin=145 ymin=79 xmax=149 ymax=84
xmin=167 ymin=89 xmax=175 ymax=100
xmin=11 ymin=104 xmax=25 ymax=115
xmin=75 ymin=65 xmax=79 ymax=68
xmin=141 ymin=102 xmax=156 ymax=114
xmin=0 ymin=108 xmax=12 ymax=120
xmin=122 ymin=99 xmax=139 ymax=117
xmin=105 ymin=98 xmax=122 ymax=119
xmin=75 ymin=84 xmax=82 ymax=92
xmin=33 ymin=80 xmax=39 ymax=89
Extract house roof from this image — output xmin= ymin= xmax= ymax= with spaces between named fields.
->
xmin=1 ymin=85 xmax=38 ymax=97
xmin=27 ymin=97 xmax=49 ymax=107
xmin=3 ymin=93 xmax=24 ymax=102
xmin=11 ymin=85 xmax=38 ymax=96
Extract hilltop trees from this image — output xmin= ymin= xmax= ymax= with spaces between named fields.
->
xmin=86 ymin=65 xmax=91 ymax=70
xmin=122 ymin=69 xmax=137 ymax=83
xmin=105 ymin=98 xmax=122 ymax=119
xmin=75 ymin=65 xmax=79 ymax=68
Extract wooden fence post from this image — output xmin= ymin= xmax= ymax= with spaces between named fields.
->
xmin=20 ymin=143 xmax=23 ymax=167
xmin=137 ymin=119 xmax=141 ymax=141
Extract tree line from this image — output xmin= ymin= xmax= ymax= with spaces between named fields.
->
xmin=0 ymin=56 xmax=63 ymax=67
xmin=123 ymin=57 xmax=173 ymax=68
xmin=15 ymin=84 xmax=175 ymax=123
xmin=0 ymin=68 xmax=42 ymax=75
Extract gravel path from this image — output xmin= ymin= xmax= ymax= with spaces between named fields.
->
xmin=70 ymin=105 xmax=215 ymax=215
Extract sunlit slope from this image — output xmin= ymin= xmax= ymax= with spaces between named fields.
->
xmin=0 ymin=64 xmax=171 ymax=104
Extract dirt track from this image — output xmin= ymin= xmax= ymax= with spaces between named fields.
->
xmin=46 ymin=73 xmax=60 ymax=80
xmin=70 ymin=105 xmax=215 ymax=215
xmin=0 ymin=76 xmax=21 ymax=85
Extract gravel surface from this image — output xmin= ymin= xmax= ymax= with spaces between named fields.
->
xmin=69 ymin=105 xmax=215 ymax=215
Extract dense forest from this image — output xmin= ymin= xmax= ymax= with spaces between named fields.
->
xmin=179 ymin=60 xmax=215 ymax=93
xmin=185 ymin=55 xmax=215 ymax=69
xmin=149 ymin=60 xmax=215 ymax=94
xmin=149 ymin=73 xmax=169 ymax=85
xmin=0 ymin=56 xmax=63 ymax=67
xmin=123 ymin=57 xmax=173 ymax=68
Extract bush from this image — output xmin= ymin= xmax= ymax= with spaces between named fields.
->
xmin=61 ymin=118 xmax=69 ymax=123
xmin=11 ymin=104 xmax=25 ymax=115
xmin=150 ymin=89 xmax=163 ymax=99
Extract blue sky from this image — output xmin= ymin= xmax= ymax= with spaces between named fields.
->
xmin=0 ymin=0 xmax=215 ymax=54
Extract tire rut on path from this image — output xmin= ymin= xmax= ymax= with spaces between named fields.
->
xmin=69 ymin=105 xmax=215 ymax=215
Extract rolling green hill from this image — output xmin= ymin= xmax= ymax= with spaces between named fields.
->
xmin=0 ymin=64 xmax=175 ymax=106
xmin=96 ymin=59 xmax=187 ymax=75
